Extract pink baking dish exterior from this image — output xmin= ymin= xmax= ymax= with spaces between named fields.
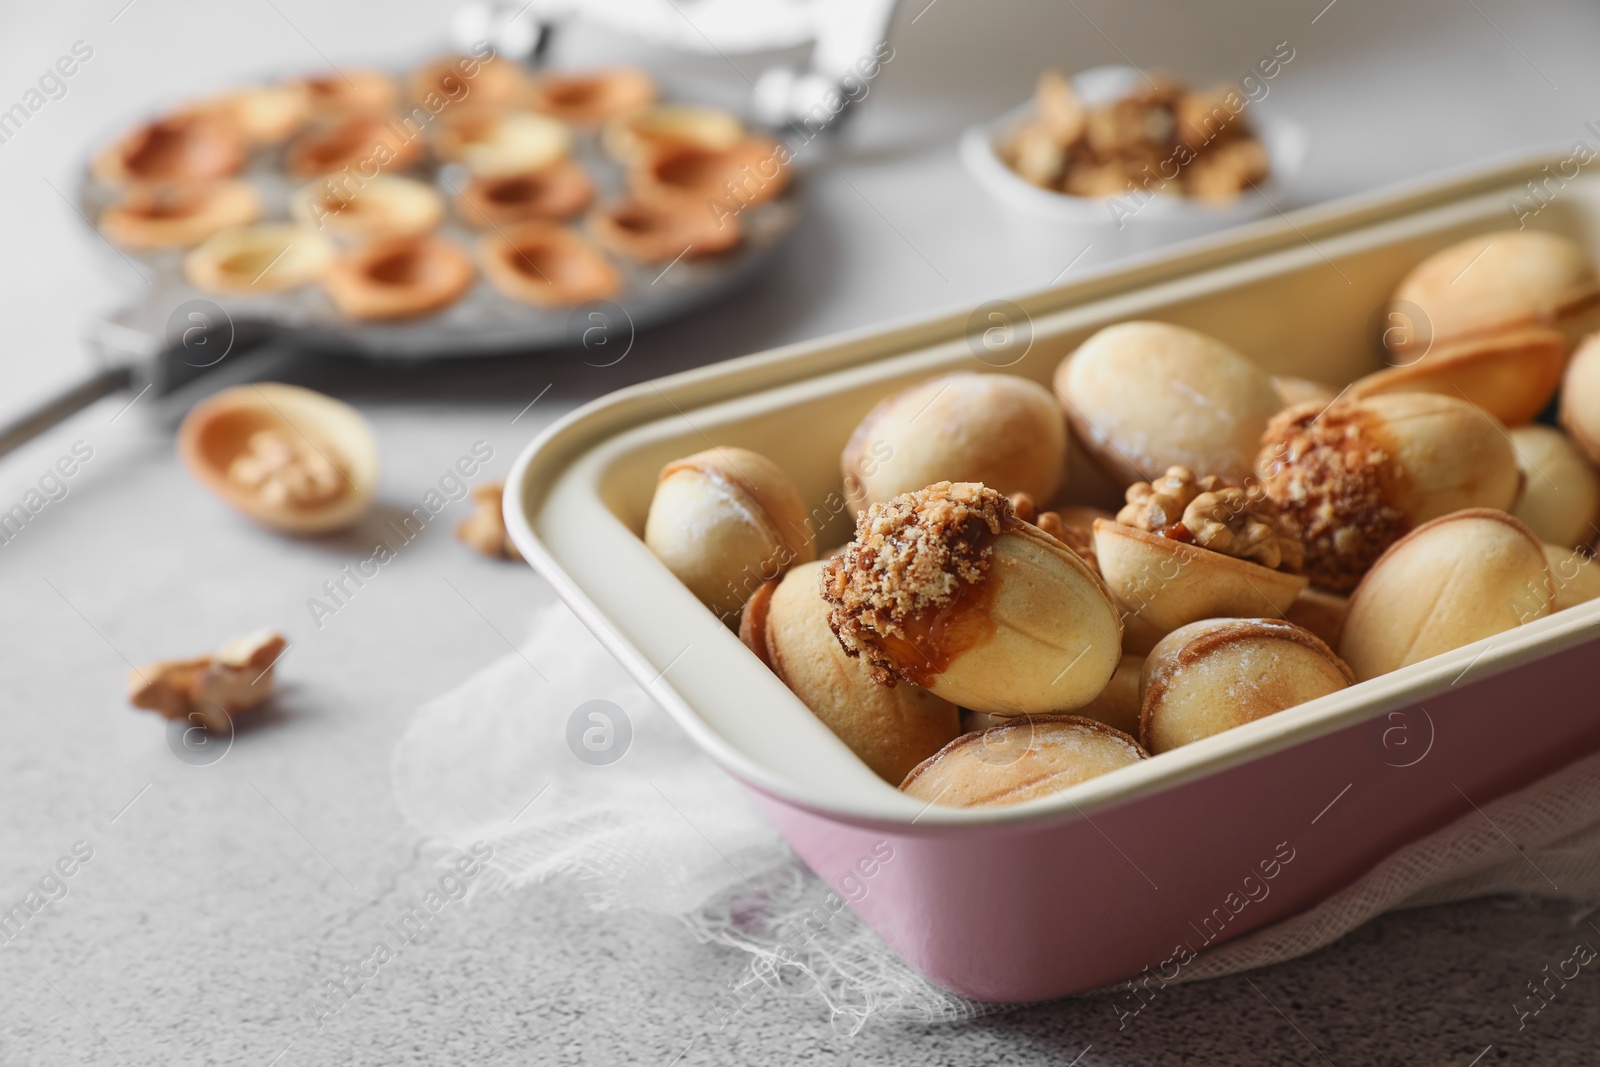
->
xmin=755 ymin=636 xmax=1600 ymax=1000
xmin=507 ymin=153 xmax=1600 ymax=1004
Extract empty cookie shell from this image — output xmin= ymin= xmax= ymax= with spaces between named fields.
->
xmin=645 ymin=446 xmax=816 ymax=618
xmin=479 ymin=221 xmax=620 ymax=307
xmin=297 ymin=69 xmax=400 ymax=116
xmin=1546 ymin=543 xmax=1600 ymax=611
xmin=1340 ymin=509 xmax=1554 ymax=681
xmin=177 ymin=383 xmax=378 ymax=534
xmin=526 ymin=67 xmax=657 ymax=125
xmin=456 ymin=162 xmax=594 ymax=227
xmin=286 ymin=113 xmax=423 ymax=178
xmin=821 ymin=483 xmax=1123 ymax=716
xmin=1350 ymin=326 xmax=1566 ymax=427
xmin=740 ymin=561 xmax=959 ymax=784
xmin=1055 ymin=321 xmax=1281 ymax=485
xmin=1390 ymin=230 xmax=1600 ymax=355
xmin=1257 ymin=393 xmax=1521 ymax=592
xmin=435 ymin=107 xmax=571 ymax=177
xmin=1140 ymin=618 xmax=1354 ymax=755
xmin=1093 ymin=519 xmax=1307 ymax=635
xmin=840 ymin=372 xmax=1068 ymax=516
xmin=100 ymin=180 xmax=262 ymax=249
xmin=631 ymin=138 xmax=791 ymax=209
xmin=602 ymin=103 xmax=744 ymax=162
xmin=185 ymin=224 xmax=334 ymax=294
xmin=190 ymin=83 xmax=309 ymax=144
xmin=900 ymin=715 xmax=1147 ymax=810
xmin=1510 ymin=424 xmax=1600 ymax=550
xmin=408 ymin=53 xmax=525 ymax=107
xmin=322 ymin=236 xmax=474 ymax=321
xmin=1560 ymin=333 xmax=1600 ymax=465
xmin=591 ymin=197 xmax=743 ymax=263
xmin=292 ymin=174 xmax=444 ymax=239
xmin=93 ymin=113 xmax=245 ymax=183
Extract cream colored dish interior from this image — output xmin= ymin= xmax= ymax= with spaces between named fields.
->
xmin=513 ymin=161 xmax=1600 ymax=828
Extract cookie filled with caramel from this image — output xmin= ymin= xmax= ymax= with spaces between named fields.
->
xmin=820 ymin=482 xmax=1122 ymax=716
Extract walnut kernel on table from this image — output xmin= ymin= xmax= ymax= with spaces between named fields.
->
xmin=1116 ymin=466 xmax=1303 ymax=572
xmin=456 ymin=482 xmax=522 ymax=561
xmin=128 ymin=630 xmax=286 ymax=732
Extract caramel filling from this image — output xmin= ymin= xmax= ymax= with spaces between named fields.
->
xmin=877 ymin=566 xmax=1000 ymax=688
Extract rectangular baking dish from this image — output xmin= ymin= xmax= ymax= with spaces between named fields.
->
xmin=504 ymin=153 xmax=1600 ymax=1002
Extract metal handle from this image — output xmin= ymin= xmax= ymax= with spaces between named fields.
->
xmin=0 ymin=366 xmax=134 ymax=460
xmin=0 ymin=333 xmax=296 ymax=461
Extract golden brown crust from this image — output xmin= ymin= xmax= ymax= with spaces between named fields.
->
xmin=1257 ymin=400 xmax=1411 ymax=592
xmin=820 ymin=483 xmax=1013 ymax=682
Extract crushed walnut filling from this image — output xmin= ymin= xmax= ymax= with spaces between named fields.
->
xmin=1256 ymin=401 xmax=1409 ymax=593
xmin=1116 ymin=465 xmax=1303 ymax=572
xmin=820 ymin=482 xmax=1012 ymax=685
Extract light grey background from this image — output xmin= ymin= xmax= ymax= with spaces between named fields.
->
xmin=3 ymin=1 xmax=1600 ymax=1063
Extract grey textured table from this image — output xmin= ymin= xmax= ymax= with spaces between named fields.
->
xmin=4 ymin=1 xmax=1600 ymax=1063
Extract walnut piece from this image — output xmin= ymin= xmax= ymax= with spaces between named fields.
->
xmin=1116 ymin=465 xmax=1303 ymax=572
xmin=227 ymin=429 xmax=345 ymax=509
xmin=1117 ymin=466 xmax=1222 ymax=531
xmin=1000 ymin=71 xmax=1270 ymax=203
xmin=129 ymin=630 xmax=286 ymax=731
xmin=455 ymin=482 xmax=522 ymax=561
xmin=1182 ymin=487 xmax=1304 ymax=571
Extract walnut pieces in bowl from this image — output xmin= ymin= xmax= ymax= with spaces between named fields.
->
xmin=1000 ymin=70 xmax=1269 ymax=202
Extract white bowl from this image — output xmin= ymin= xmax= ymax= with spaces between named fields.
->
xmin=961 ymin=65 xmax=1309 ymax=250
